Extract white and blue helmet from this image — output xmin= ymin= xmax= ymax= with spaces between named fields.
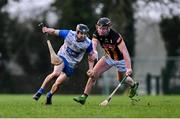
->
xmin=76 ymin=24 xmax=89 ymax=34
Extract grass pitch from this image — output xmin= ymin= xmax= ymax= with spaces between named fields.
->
xmin=0 ymin=94 xmax=179 ymax=118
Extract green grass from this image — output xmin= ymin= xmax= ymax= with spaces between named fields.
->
xmin=0 ymin=94 xmax=179 ymax=118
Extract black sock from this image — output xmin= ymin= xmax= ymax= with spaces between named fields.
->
xmin=83 ymin=93 xmax=88 ymax=97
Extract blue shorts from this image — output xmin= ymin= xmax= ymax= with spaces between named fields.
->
xmin=104 ymin=55 xmax=126 ymax=72
xmin=59 ymin=56 xmax=74 ymax=77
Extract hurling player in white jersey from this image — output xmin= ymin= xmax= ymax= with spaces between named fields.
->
xmin=33 ymin=24 xmax=96 ymax=105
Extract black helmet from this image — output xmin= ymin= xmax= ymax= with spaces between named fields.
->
xmin=76 ymin=24 xmax=89 ymax=34
xmin=96 ymin=17 xmax=111 ymax=27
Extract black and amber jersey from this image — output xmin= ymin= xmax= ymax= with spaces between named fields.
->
xmin=93 ymin=29 xmax=123 ymax=60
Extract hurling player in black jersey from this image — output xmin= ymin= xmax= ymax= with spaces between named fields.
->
xmin=74 ymin=17 xmax=139 ymax=105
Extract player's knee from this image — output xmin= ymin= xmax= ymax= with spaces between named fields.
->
xmin=51 ymin=71 xmax=60 ymax=77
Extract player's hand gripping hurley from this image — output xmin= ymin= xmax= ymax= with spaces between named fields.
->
xmin=99 ymin=76 xmax=127 ymax=106
xmin=38 ymin=23 xmax=62 ymax=65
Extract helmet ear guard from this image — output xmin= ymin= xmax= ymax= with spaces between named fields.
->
xmin=76 ymin=24 xmax=89 ymax=34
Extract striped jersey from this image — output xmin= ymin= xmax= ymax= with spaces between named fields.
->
xmin=93 ymin=29 xmax=123 ymax=60
xmin=57 ymin=30 xmax=93 ymax=68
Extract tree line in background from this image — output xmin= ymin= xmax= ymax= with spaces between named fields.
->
xmin=160 ymin=16 xmax=180 ymax=94
xmin=0 ymin=0 xmax=179 ymax=94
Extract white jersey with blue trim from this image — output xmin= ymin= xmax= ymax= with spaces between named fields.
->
xmin=57 ymin=30 xmax=92 ymax=68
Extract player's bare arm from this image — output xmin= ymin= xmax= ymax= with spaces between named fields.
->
xmin=92 ymin=37 xmax=98 ymax=52
xmin=87 ymin=53 xmax=95 ymax=77
xmin=117 ymin=37 xmax=132 ymax=76
xmin=87 ymin=37 xmax=99 ymax=77
xmin=92 ymin=37 xmax=99 ymax=59
xmin=42 ymin=27 xmax=60 ymax=36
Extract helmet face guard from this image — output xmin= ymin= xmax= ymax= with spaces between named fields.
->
xmin=76 ymin=24 xmax=89 ymax=34
xmin=76 ymin=24 xmax=89 ymax=41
